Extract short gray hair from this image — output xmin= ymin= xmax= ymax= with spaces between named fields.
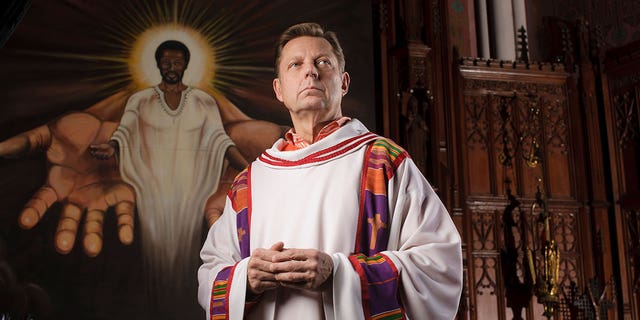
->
xmin=274 ymin=22 xmax=345 ymax=75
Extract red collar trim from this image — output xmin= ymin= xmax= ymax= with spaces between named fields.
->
xmin=259 ymin=132 xmax=378 ymax=167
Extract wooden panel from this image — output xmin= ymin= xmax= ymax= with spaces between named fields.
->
xmin=458 ymin=61 xmax=576 ymax=200
xmin=614 ymin=88 xmax=640 ymax=199
xmin=470 ymin=207 xmax=503 ymax=320
xmin=542 ymin=94 xmax=572 ymax=198
xmin=456 ymin=60 xmax=586 ymax=319
xmin=464 ymin=94 xmax=493 ymax=195
xmin=602 ymin=42 xmax=640 ymax=318
xmin=375 ymin=1 xmax=623 ymax=319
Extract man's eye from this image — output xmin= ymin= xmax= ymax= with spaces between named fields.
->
xmin=289 ymin=62 xmax=300 ymax=69
xmin=317 ymin=60 xmax=331 ymax=66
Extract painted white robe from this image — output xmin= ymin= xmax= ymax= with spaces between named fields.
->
xmin=198 ymin=119 xmax=462 ymax=319
xmin=113 ymin=86 xmax=234 ymax=283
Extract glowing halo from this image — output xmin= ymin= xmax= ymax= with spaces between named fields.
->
xmin=128 ymin=23 xmax=214 ymax=89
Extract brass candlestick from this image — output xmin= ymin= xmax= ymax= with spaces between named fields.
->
xmin=528 ymin=180 xmax=560 ymax=319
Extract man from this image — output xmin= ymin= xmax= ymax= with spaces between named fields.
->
xmin=198 ymin=23 xmax=462 ymax=319
xmin=90 ymin=40 xmax=247 ymax=312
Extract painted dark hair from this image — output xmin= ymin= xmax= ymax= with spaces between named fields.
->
xmin=155 ymin=40 xmax=190 ymax=66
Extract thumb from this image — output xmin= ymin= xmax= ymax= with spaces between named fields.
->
xmin=1 ymin=123 xmax=53 ymax=158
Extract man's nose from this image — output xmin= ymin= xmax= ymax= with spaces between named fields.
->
xmin=305 ymin=65 xmax=319 ymax=79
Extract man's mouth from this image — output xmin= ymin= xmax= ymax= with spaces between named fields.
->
xmin=301 ymin=86 xmax=322 ymax=93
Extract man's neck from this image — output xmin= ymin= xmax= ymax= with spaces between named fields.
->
xmin=158 ymin=82 xmax=186 ymax=93
xmin=290 ymin=110 xmax=342 ymax=144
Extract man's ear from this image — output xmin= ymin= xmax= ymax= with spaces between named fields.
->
xmin=273 ymin=78 xmax=284 ymax=102
xmin=341 ymin=72 xmax=351 ymax=96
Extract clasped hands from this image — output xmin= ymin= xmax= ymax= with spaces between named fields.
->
xmin=247 ymin=242 xmax=333 ymax=296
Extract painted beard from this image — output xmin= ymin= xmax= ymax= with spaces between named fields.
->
xmin=162 ymin=71 xmax=182 ymax=84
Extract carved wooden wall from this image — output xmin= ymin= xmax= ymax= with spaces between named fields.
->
xmin=601 ymin=40 xmax=640 ymax=320
xmin=453 ymin=60 xmax=594 ymax=319
xmin=373 ymin=1 xmax=632 ymax=319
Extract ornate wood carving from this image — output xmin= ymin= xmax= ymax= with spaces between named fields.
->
xmin=459 ymin=63 xmax=573 ymax=198
xmin=613 ymin=91 xmax=640 ymax=149
xmin=623 ymin=210 xmax=640 ymax=290
xmin=465 ymin=95 xmax=488 ymax=148
xmin=376 ymin=1 xmax=638 ymax=319
xmin=597 ymin=37 xmax=640 ymax=319
xmin=554 ymin=209 xmax=580 ymax=289
xmin=456 ymin=57 xmax=587 ymax=319
xmin=474 ymin=256 xmax=498 ymax=295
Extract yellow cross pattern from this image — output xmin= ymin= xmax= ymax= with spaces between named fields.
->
xmin=368 ymin=213 xmax=387 ymax=250
xmin=237 ymin=227 xmax=247 ymax=240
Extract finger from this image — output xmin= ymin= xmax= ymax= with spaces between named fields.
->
xmin=248 ymin=279 xmax=279 ymax=295
xmin=18 ymin=186 xmax=58 ymax=229
xmin=276 ymin=270 xmax=331 ymax=290
xmin=90 ymin=146 xmax=114 ymax=160
xmin=274 ymin=271 xmax=312 ymax=283
xmin=87 ymin=145 xmax=100 ymax=158
xmin=55 ymin=203 xmax=82 ymax=255
xmin=115 ymin=201 xmax=135 ymax=245
xmin=269 ymin=242 xmax=285 ymax=251
xmin=271 ymin=260 xmax=309 ymax=273
xmin=104 ymin=184 xmax=135 ymax=245
xmin=83 ymin=209 xmax=104 ymax=257
xmin=0 ymin=125 xmax=51 ymax=158
xmin=247 ymin=265 xmax=279 ymax=295
xmin=252 ymin=247 xmax=280 ymax=262
xmin=249 ymin=269 xmax=279 ymax=282
xmin=0 ymin=134 xmax=28 ymax=158
xmin=248 ymin=268 xmax=280 ymax=292
xmin=249 ymin=255 xmax=277 ymax=273
xmin=272 ymin=249 xmax=310 ymax=262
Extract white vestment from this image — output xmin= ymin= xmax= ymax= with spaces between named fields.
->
xmin=113 ymin=86 xmax=234 ymax=285
xmin=198 ymin=119 xmax=462 ymax=319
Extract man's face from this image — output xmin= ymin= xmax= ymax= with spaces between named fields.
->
xmin=273 ymin=36 xmax=350 ymax=118
xmin=158 ymin=49 xmax=187 ymax=85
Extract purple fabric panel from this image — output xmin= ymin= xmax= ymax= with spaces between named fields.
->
xmin=356 ymin=254 xmax=403 ymax=318
xmin=362 ymin=191 xmax=390 ymax=256
xmin=236 ymin=208 xmax=250 ymax=259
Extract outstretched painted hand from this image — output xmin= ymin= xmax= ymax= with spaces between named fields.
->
xmin=0 ymin=112 xmax=135 ymax=257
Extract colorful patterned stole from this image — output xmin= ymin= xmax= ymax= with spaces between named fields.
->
xmin=210 ymin=166 xmax=251 ymax=319
xmin=349 ymin=138 xmax=408 ymax=320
